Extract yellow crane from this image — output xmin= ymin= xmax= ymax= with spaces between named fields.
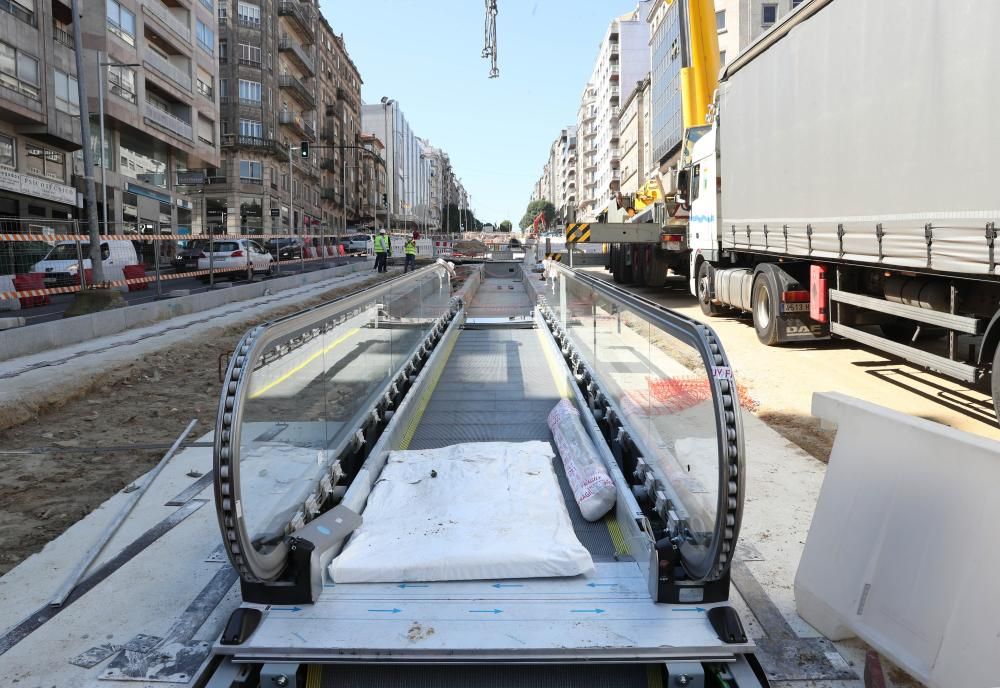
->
xmin=679 ymin=0 xmax=721 ymax=129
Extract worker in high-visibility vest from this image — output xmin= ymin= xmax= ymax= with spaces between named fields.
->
xmin=403 ymin=232 xmax=417 ymax=272
xmin=373 ymin=228 xmax=390 ymax=273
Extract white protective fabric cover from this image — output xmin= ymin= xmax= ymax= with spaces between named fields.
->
xmin=329 ymin=441 xmax=594 ymax=583
xmin=547 ymin=400 xmax=616 ymax=522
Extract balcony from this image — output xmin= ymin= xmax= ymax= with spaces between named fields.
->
xmin=277 ymin=1 xmax=314 ymax=42
xmin=278 ymin=35 xmax=315 ymax=75
xmin=336 ymin=86 xmax=357 ymax=112
xmin=320 ymin=127 xmax=338 ymax=143
xmin=278 ymin=110 xmax=308 ymax=137
xmin=53 ymin=22 xmax=74 ymax=49
xmin=144 ymin=102 xmax=193 ymax=140
xmin=303 ymin=119 xmax=316 ymax=140
xmin=609 ymin=64 xmax=620 ymax=81
xmin=221 ymin=134 xmax=289 ymax=161
xmin=278 ymin=73 xmax=315 ymax=109
xmin=142 ymin=1 xmax=191 ymax=43
xmin=320 ymin=188 xmax=337 ymax=201
xmin=144 ymin=51 xmax=192 ymax=91
xmin=320 ymin=158 xmax=337 ymax=172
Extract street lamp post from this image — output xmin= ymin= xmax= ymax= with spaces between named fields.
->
xmin=380 ymin=97 xmax=394 ymax=234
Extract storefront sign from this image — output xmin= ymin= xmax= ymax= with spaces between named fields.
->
xmin=176 ymin=170 xmax=207 ymax=186
xmin=0 ymin=168 xmax=75 ymax=205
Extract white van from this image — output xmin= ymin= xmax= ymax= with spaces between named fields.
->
xmin=32 ymin=240 xmax=140 ymax=286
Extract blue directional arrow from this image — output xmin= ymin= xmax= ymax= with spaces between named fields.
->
xmin=492 ymin=583 xmax=523 ymax=589
xmin=368 ymin=608 xmax=402 ymax=613
xmin=269 ymin=606 xmax=302 ymax=612
xmin=670 ymin=607 xmax=707 ymax=613
xmin=397 ymin=583 xmax=429 ymax=588
xmin=469 ymin=608 xmax=503 ymax=614
xmin=571 ymin=608 xmax=606 ymax=614
xmin=586 ymin=582 xmax=616 ymax=588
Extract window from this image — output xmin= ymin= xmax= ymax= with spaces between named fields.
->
xmin=239 ymin=160 xmax=262 ymax=180
xmin=196 ymin=73 xmax=213 ymax=98
xmin=199 ymin=0 xmax=211 ymax=10
xmin=720 ymin=50 xmax=727 ymax=65
xmin=25 ymin=145 xmax=65 ymax=181
xmin=716 ymin=9 xmax=725 ymax=31
xmin=792 ymin=0 xmax=804 ymax=6
xmin=53 ymin=69 xmax=79 ymax=114
xmin=219 ymin=39 xmax=228 ymax=63
xmin=196 ymin=20 xmax=214 ymax=54
xmin=219 ymin=78 xmax=228 ymax=97
xmin=237 ymin=1 xmax=260 ymax=27
xmin=239 ymin=43 xmax=261 ymax=66
xmin=197 ymin=115 xmax=214 ymax=144
xmin=0 ymin=0 xmax=35 ymax=26
xmin=108 ymin=63 xmax=136 ymax=103
xmin=0 ymin=134 xmax=14 ymax=168
xmin=691 ymin=163 xmax=701 ymax=201
xmin=0 ymin=42 xmax=39 ymax=98
xmin=239 ymin=79 xmax=261 ymax=102
xmin=106 ymin=0 xmax=135 ymax=46
xmin=239 ymin=118 xmax=262 ymax=138
xmin=761 ymin=3 xmax=778 ymax=26
xmin=217 ymin=4 xmax=226 ymax=19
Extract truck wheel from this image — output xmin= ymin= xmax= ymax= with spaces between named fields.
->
xmin=697 ymin=261 xmax=725 ymax=316
xmin=643 ymin=248 xmax=668 ymax=288
xmin=752 ymin=275 xmax=780 ymax=346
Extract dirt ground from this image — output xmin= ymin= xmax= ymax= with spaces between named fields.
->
xmin=0 ymin=273 xmax=394 ymax=575
xmin=582 ymin=269 xmax=1000 ymax=463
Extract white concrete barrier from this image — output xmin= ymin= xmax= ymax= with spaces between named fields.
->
xmin=0 ymin=274 xmax=20 ymax=311
xmin=797 ymin=391 xmax=1000 ymax=687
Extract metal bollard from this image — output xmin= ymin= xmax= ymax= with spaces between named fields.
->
xmin=154 ymin=237 xmax=162 ymax=298
xmin=209 ymin=232 xmax=215 ymax=288
xmin=75 ymin=238 xmax=86 ymax=289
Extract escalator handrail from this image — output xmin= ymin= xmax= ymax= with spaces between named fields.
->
xmin=548 ymin=263 xmax=745 ymax=582
xmin=213 ymin=265 xmax=450 ymax=583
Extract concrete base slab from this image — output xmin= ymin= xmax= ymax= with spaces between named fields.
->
xmin=0 ymin=316 xmax=24 ymax=330
xmin=168 ymin=289 xmax=192 ymax=297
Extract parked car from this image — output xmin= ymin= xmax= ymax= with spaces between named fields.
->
xmin=196 ymin=239 xmax=273 ymax=282
xmin=172 ymin=239 xmax=210 ymax=272
xmin=264 ymin=237 xmax=305 ymax=261
xmin=345 ymin=234 xmax=372 ymax=252
xmin=32 ymin=240 xmax=140 ymax=286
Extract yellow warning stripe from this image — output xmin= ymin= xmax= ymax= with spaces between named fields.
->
xmin=565 ymin=222 xmax=591 ymax=243
xmin=398 ymin=327 xmax=460 ymax=450
xmin=544 ymin=253 xmax=562 ymax=262
xmin=306 ymin=664 xmax=323 ymax=688
xmin=605 ymin=515 xmax=630 ymax=556
xmin=249 ymin=328 xmax=361 ymax=399
xmin=646 ymin=663 xmax=664 ymax=688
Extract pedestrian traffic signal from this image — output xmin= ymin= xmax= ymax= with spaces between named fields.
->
xmin=300 ymin=141 xmax=309 ymax=158
xmin=382 ymin=193 xmax=388 ymax=204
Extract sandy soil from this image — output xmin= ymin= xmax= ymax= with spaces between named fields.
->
xmin=0 ymin=273 xmax=394 ymax=575
xmin=582 ymin=269 xmax=1000 ymax=463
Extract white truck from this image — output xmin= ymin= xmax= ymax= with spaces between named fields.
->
xmin=682 ymin=0 xmax=1000 ymax=415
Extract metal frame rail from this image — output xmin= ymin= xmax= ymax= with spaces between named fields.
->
xmin=539 ymin=264 xmax=746 ymax=589
xmin=213 ymin=265 xmax=460 ymax=589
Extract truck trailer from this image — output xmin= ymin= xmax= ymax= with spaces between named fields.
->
xmin=682 ymin=0 xmax=1000 ymax=414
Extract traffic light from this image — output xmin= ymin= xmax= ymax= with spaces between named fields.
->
xmin=381 ymin=193 xmax=388 ymax=205
xmin=300 ymin=141 xmax=309 ymax=158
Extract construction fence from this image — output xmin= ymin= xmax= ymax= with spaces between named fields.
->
xmin=0 ymin=218 xmax=369 ymax=314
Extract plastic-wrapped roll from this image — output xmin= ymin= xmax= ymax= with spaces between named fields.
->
xmin=547 ymin=399 xmax=617 ymax=521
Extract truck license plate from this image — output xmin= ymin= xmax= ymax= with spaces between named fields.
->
xmin=781 ymin=302 xmax=810 ymax=313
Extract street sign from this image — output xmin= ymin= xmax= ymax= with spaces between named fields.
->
xmin=565 ymin=223 xmax=592 ymax=243
xmin=176 ymin=170 xmax=207 ymax=185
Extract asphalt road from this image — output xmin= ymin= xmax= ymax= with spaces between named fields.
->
xmin=580 ymin=266 xmax=1000 ymax=451
xmin=0 ymin=256 xmax=369 ymax=327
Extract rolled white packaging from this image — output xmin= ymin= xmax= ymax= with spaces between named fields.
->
xmin=547 ymin=399 xmax=617 ymax=521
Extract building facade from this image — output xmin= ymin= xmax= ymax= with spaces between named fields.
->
xmin=618 ymin=75 xmax=650 ymax=198
xmin=361 ymin=100 xmax=432 ymax=232
xmin=210 ymin=0 xmax=362 ymax=235
xmin=0 ymin=0 xmax=81 ymax=228
xmin=575 ymin=2 xmax=650 ymax=222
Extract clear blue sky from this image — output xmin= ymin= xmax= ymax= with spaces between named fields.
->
xmin=321 ymin=0 xmax=638 ymax=227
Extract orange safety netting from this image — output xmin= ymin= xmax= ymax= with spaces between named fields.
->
xmin=645 ymin=376 xmax=759 ymax=414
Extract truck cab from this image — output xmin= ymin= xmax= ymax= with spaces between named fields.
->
xmin=677 ymin=125 xmax=720 ymax=299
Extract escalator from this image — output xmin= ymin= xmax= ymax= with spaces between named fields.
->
xmin=208 ymin=261 xmax=765 ymax=687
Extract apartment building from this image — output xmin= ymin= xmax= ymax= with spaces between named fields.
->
xmin=618 ymin=76 xmax=650 ymax=198
xmin=360 ymin=100 xmax=432 ymax=232
xmin=0 ymin=0 xmax=81 ymax=226
xmin=717 ymin=0 xmax=805 ymax=63
xmin=210 ymin=0 xmax=361 ymax=234
xmin=356 ymin=132 xmax=385 ymax=229
xmin=575 ymin=2 xmax=651 ymax=222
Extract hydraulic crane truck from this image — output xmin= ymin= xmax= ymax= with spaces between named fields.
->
xmin=681 ymin=0 xmax=1000 ymax=416
xmin=604 ymin=0 xmax=719 ymax=288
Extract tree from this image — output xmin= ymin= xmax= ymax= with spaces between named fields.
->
xmin=519 ymin=199 xmax=557 ymax=231
xmin=499 ymin=220 xmax=512 ymax=232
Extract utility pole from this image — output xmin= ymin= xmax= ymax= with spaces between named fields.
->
xmin=71 ymin=0 xmax=104 ymax=284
